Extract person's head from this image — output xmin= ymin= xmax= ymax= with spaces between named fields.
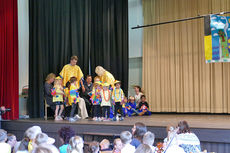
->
xmin=45 ymin=73 xmax=56 ymax=84
xmin=31 ymin=144 xmax=59 ymax=153
xmin=58 ymin=127 xmax=75 ymax=145
xmin=35 ymin=133 xmax=55 ymax=145
xmin=123 ymin=97 xmax=128 ymax=103
xmin=141 ymin=95 xmax=146 ymax=102
xmin=132 ymin=122 xmax=147 ymax=139
xmin=66 ymin=81 xmax=71 ymax=89
xmin=94 ymin=81 xmax=101 ymax=89
xmin=86 ymin=75 xmax=92 ymax=84
xmin=120 ymin=131 xmax=132 ymax=145
xmin=0 ymin=129 xmax=7 ymax=142
xmin=113 ymin=138 xmax=122 ymax=152
xmin=70 ymin=76 xmax=77 ymax=85
xmin=134 ymin=144 xmax=153 ymax=153
xmin=54 ymin=76 xmax=62 ymax=86
xmin=24 ymin=126 xmax=42 ymax=142
xmin=134 ymin=86 xmax=142 ymax=93
xmin=18 ymin=137 xmax=30 ymax=151
xmin=100 ymin=139 xmax=110 ymax=150
xmin=7 ymin=133 xmax=17 ymax=147
xmin=95 ymin=66 xmax=105 ymax=76
xmin=143 ymin=131 xmax=155 ymax=146
xmin=129 ymin=96 xmax=135 ymax=103
xmin=88 ymin=141 xmax=99 ymax=153
xmin=177 ymin=121 xmax=190 ymax=134
xmin=70 ymin=55 xmax=78 ymax=66
xmin=114 ymin=81 xmax=121 ymax=89
xmin=94 ymin=76 xmax=100 ymax=82
xmin=69 ymin=136 xmax=84 ymax=152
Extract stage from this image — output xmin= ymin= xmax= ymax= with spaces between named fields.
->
xmin=2 ymin=114 xmax=230 ymax=152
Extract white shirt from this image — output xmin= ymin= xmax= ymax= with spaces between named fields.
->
xmin=121 ymin=143 xmax=135 ymax=153
xmin=0 ymin=142 xmax=11 ymax=153
xmin=100 ymin=90 xmax=111 ymax=106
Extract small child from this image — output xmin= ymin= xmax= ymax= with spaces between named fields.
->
xmin=100 ymin=83 xmax=112 ymax=121
xmin=112 ymin=138 xmax=122 ymax=153
xmin=126 ymin=96 xmax=138 ymax=117
xmin=138 ymin=95 xmax=151 ymax=116
xmin=68 ymin=136 xmax=84 ymax=153
xmin=90 ymin=81 xmax=102 ymax=121
xmin=52 ymin=76 xmax=64 ymax=121
xmin=122 ymin=97 xmax=128 ymax=117
xmin=69 ymin=77 xmax=80 ymax=122
xmin=112 ymin=80 xmax=124 ymax=121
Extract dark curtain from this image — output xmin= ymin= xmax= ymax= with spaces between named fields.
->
xmin=0 ymin=0 xmax=19 ymax=119
xmin=29 ymin=0 xmax=128 ymax=118
xmin=90 ymin=0 xmax=129 ymax=95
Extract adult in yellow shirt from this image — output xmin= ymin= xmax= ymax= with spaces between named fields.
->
xmin=95 ymin=66 xmax=115 ymax=88
xmin=59 ymin=55 xmax=85 ymax=92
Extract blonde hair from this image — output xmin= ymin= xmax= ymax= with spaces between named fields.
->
xmin=68 ymin=136 xmax=83 ymax=153
xmin=95 ymin=66 xmax=105 ymax=76
xmin=45 ymin=73 xmax=56 ymax=81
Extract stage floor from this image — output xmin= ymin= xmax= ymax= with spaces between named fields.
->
xmin=13 ymin=113 xmax=230 ymax=129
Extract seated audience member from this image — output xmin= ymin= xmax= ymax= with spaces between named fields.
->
xmin=67 ymin=136 xmax=84 ymax=153
xmin=0 ymin=129 xmax=11 ymax=153
xmin=143 ymin=131 xmax=156 ymax=152
xmin=88 ymin=141 xmax=99 ymax=153
xmin=58 ymin=127 xmax=76 ymax=153
xmin=134 ymin=144 xmax=153 ymax=153
xmin=176 ymin=121 xmax=201 ymax=153
xmin=81 ymin=75 xmax=93 ymax=117
xmin=7 ymin=133 xmax=17 ymax=152
xmin=100 ymin=139 xmax=112 ymax=153
xmin=138 ymin=95 xmax=151 ymax=116
xmin=16 ymin=138 xmax=30 ymax=153
xmin=14 ymin=126 xmax=42 ymax=153
xmin=31 ymin=144 xmax=59 ymax=153
xmin=131 ymin=122 xmax=147 ymax=148
xmin=44 ymin=73 xmax=56 ymax=112
xmin=112 ymin=138 xmax=122 ymax=153
xmin=35 ymin=133 xmax=55 ymax=146
xmin=120 ymin=131 xmax=135 ymax=153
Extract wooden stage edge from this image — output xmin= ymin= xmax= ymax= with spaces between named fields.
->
xmin=2 ymin=114 xmax=230 ymax=152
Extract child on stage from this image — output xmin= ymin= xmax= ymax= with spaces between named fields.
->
xmin=126 ymin=96 xmax=139 ymax=117
xmin=69 ymin=77 xmax=81 ymax=122
xmin=112 ymin=80 xmax=125 ymax=121
xmin=90 ymin=81 xmax=102 ymax=121
xmin=100 ymin=83 xmax=112 ymax=121
xmin=138 ymin=95 xmax=151 ymax=116
xmin=51 ymin=76 xmax=64 ymax=121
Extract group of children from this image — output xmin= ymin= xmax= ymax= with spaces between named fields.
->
xmin=51 ymin=75 xmax=151 ymax=122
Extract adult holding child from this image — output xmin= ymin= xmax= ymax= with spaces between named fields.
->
xmin=59 ymin=55 xmax=88 ymax=119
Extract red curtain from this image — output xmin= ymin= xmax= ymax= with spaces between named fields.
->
xmin=0 ymin=0 xmax=19 ymax=120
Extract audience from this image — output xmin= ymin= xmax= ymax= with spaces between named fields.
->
xmin=134 ymin=144 xmax=153 ymax=153
xmin=131 ymin=122 xmax=147 ymax=148
xmin=100 ymin=139 xmax=112 ymax=153
xmin=120 ymin=131 xmax=135 ymax=153
xmin=0 ymin=129 xmax=11 ymax=153
xmin=142 ymin=131 xmax=156 ymax=152
xmin=7 ymin=133 xmax=17 ymax=151
xmin=31 ymin=144 xmax=59 ymax=153
xmin=35 ymin=133 xmax=55 ymax=146
xmin=58 ymin=127 xmax=76 ymax=153
xmin=112 ymin=138 xmax=122 ymax=153
xmin=67 ymin=136 xmax=84 ymax=153
xmin=16 ymin=138 xmax=30 ymax=153
xmin=88 ymin=141 xmax=99 ymax=153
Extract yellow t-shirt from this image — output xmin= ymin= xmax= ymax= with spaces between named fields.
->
xmin=112 ymin=88 xmax=124 ymax=102
xmin=100 ymin=71 xmax=115 ymax=88
xmin=53 ymin=88 xmax=63 ymax=102
xmin=59 ymin=64 xmax=83 ymax=88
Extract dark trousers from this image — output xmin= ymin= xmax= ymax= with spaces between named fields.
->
xmin=114 ymin=102 xmax=123 ymax=117
xmin=93 ymin=105 xmax=101 ymax=118
xmin=70 ymin=103 xmax=78 ymax=117
xmin=102 ymin=106 xmax=110 ymax=118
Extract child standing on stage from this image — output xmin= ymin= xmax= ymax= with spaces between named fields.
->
xmin=112 ymin=80 xmax=124 ymax=121
xmin=100 ymin=83 xmax=112 ymax=121
xmin=90 ymin=81 xmax=102 ymax=121
xmin=52 ymin=76 xmax=64 ymax=120
xmin=69 ymin=77 xmax=80 ymax=122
